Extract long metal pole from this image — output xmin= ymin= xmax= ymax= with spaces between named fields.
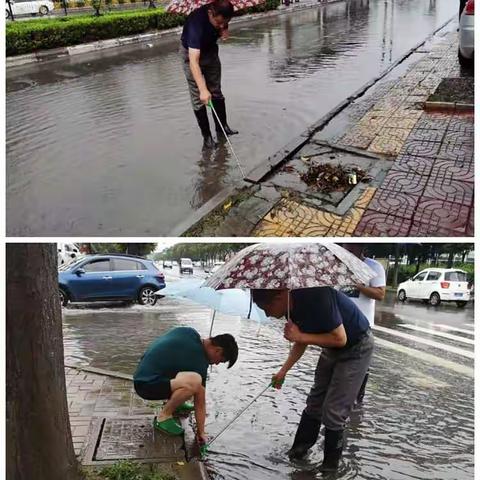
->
xmin=208 ymin=101 xmax=246 ymax=179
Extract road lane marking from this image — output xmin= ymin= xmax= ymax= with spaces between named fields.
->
xmin=435 ymin=324 xmax=474 ymax=336
xmin=373 ymin=325 xmax=474 ymax=359
xmin=375 ymin=337 xmax=473 ymax=378
xmin=399 ymin=324 xmax=474 ymax=345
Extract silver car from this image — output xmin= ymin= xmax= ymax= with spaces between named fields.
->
xmin=458 ymin=0 xmax=474 ymax=66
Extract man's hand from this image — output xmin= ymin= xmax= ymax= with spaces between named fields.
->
xmin=272 ymin=370 xmax=286 ymax=389
xmin=200 ymin=89 xmax=212 ymax=105
xmin=284 ymin=321 xmax=304 ymax=343
xmin=197 ymin=431 xmax=208 ymax=445
xmin=220 ymin=29 xmax=229 ymax=40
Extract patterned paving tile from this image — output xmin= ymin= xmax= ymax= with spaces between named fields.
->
xmin=354 ymin=187 xmax=377 ymax=209
xmin=366 ymin=188 xmax=419 ymax=220
xmin=466 ymin=208 xmax=474 ymax=237
xmin=447 ymin=114 xmax=474 ymax=134
xmin=353 ymin=211 xmax=411 ymax=237
xmin=383 ymin=113 xmax=422 ymax=130
xmin=339 ymin=128 xmax=375 ymax=149
xmin=327 ymin=208 xmax=364 ymax=237
xmin=368 ymin=128 xmax=411 ymax=156
xmin=430 ymin=159 xmax=474 ymax=183
xmin=399 ymin=138 xmax=442 ymax=158
xmin=423 ymin=177 xmax=474 ymax=206
xmin=407 ymin=128 xmax=445 ymax=143
xmin=415 ymin=112 xmax=451 ymax=131
xmin=438 ymin=142 xmax=474 ymax=163
xmin=379 ymin=170 xmax=427 ymax=196
xmin=392 ymin=154 xmax=435 ymax=177
xmin=410 ymin=198 xmax=470 ymax=235
xmin=253 ymin=200 xmax=332 ymax=237
xmin=443 ymin=130 xmax=474 ymax=146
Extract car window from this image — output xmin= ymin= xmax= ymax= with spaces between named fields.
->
xmin=426 ymin=272 xmax=441 ymax=281
xmin=84 ymin=259 xmax=111 ymax=272
xmin=413 ymin=272 xmax=427 ymax=281
xmin=112 ymin=259 xmax=143 ymax=271
xmin=445 ymin=271 xmax=468 ymax=282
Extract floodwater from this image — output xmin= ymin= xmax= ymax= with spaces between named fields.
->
xmin=62 ymin=291 xmax=474 ymax=479
xmin=7 ymin=0 xmax=457 ymax=235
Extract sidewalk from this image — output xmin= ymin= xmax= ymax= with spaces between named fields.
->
xmin=184 ymin=26 xmax=474 ymax=237
xmin=65 ymin=365 xmax=207 ymax=479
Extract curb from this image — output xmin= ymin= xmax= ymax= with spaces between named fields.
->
xmin=65 ymin=363 xmax=134 ymax=380
xmin=424 ymin=100 xmax=474 ymax=112
xmin=7 ymin=0 xmax=342 ymax=68
xmin=173 ymin=15 xmax=455 ymax=236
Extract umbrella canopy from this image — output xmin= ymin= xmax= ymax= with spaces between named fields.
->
xmin=203 ymin=243 xmax=376 ymax=290
xmin=166 ymin=0 xmax=265 ymax=16
xmin=157 ymin=278 xmax=270 ymax=323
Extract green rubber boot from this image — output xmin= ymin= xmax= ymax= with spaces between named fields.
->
xmin=175 ymin=402 xmax=194 ymax=415
xmin=153 ymin=417 xmax=184 ymax=436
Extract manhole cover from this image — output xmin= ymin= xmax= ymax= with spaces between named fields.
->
xmin=83 ymin=417 xmax=184 ymax=465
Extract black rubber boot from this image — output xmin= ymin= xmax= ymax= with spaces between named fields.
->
xmin=356 ymin=372 xmax=369 ymax=404
xmin=320 ymin=428 xmax=344 ymax=472
xmin=287 ymin=411 xmax=321 ymax=460
xmin=194 ymin=106 xmax=217 ymax=150
xmin=212 ymin=98 xmax=239 ymax=137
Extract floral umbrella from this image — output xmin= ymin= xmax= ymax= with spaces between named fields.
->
xmin=203 ymin=242 xmax=376 ymax=290
xmin=166 ymin=0 xmax=265 ymax=16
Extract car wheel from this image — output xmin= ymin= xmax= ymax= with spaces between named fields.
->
xmin=429 ymin=292 xmax=441 ymax=307
xmin=456 ymin=301 xmax=468 ymax=308
xmin=458 ymin=48 xmax=473 ymax=68
xmin=138 ymin=286 xmax=157 ymax=306
xmin=397 ymin=289 xmax=407 ymax=302
xmin=59 ymin=289 xmax=69 ymax=307
xmin=39 ymin=5 xmax=49 ymax=15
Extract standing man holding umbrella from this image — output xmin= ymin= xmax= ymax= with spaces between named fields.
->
xmin=342 ymin=244 xmax=385 ymax=404
xmin=179 ymin=0 xmax=239 ymax=150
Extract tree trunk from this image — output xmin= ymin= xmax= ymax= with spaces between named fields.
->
xmin=447 ymin=251 xmax=454 ymax=268
xmin=6 ymin=244 xmax=82 ymax=480
xmin=392 ymin=243 xmax=400 ymax=288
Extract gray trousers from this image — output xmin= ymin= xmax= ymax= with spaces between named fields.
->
xmin=305 ymin=331 xmax=374 ymax=431
xmin=181 ymin=46 xmax=224 ymax=111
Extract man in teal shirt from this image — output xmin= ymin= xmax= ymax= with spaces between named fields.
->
xmin=134 ymin=326 xmax=238 ymax=441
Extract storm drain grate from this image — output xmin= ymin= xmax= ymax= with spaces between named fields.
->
xmin=83 ymin=416 xmax=185 ymax=465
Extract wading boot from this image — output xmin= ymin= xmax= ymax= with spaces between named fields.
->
xmin=287 ymin=411 xmax=321 ymax=460
xmin=211 ymin=98 xmax=239 ymax=138
xmin=319 ymin=428 xmax=344 ymax=472
xmin=194 ymin=106 xmax=217 ymax=150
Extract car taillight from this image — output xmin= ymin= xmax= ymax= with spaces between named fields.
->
xmin=465 ymin=0 xmax=474 ymax=15
xmin=156 ymin=274 xmax=165 ymax=281
xmin=440 ymin=282 xmax=450 ymax=289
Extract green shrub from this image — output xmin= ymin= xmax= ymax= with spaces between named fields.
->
xmin=7 ymin=0 xmax=279 ymax=56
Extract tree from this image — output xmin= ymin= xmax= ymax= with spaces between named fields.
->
xmin=88 ymin=243 xmax=157 ymax=257
xmin=7 ymin=244 xmax=82 ymax=480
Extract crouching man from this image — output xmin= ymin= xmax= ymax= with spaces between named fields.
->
xmin=134 ymin=326 xmax=238 ymax=443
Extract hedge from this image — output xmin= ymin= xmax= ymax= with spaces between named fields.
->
xmin=6 ymin=0 xmax=281 ymax=56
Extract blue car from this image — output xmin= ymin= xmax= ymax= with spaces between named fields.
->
xmin=58 ymin=254 xmax=165 ymax=307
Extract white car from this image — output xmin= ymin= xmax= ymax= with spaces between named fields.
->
xmin=179 ymin=258 xmax=193 ymax=274
xmin=458 ymin=0 xmax=474 ymax=67
xmin=6 ymin=0 xmax=54 ymax=18
xmin=397 ymin=268 xmax=471 ymax=308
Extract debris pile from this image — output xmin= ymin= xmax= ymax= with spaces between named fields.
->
xmin=300 ymin=163 xmax=369 ymax=193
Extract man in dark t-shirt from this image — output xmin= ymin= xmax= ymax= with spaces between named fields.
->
xmin=134 ymin=327 xmax=238 ymax=442
xmin=252 ymin=287 xmax=374 ymax=472
xmin=180 ymin=0 xmax=238 ymax=150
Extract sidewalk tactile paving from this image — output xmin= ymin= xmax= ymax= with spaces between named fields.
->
xmin=368 ymin=128 xmax=411 ymax=155
xmin=392 ymin=154 xmax=435 ymax=177
xmin=353 ymin=211 xmax=411 ymax=237
xmin=423 ymin=178 xmax=474 ymax=206
xmin=366 ymin=189 xmax=419 ymax=220
xmin=379 ymin=170 xmax=427 ymax=196
xmin=410 ymin=198 xmax=470 ymax=235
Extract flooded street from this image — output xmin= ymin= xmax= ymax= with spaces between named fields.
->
xmin=62 ymin=270 xmax=474 ymax=479
xmin=7 ymin=0 xmax=457 ymax=235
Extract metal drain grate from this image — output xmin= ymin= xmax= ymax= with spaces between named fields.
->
xmin=83 ymin=416 xmax=185 ymax=465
